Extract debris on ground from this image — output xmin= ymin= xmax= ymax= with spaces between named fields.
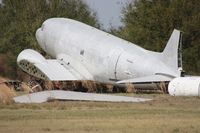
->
xmin=13 ymin=90 xmax=152 ymax=103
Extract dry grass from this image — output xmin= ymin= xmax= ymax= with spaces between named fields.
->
xmin=0 ymin=76 xmax=16 ymax=104
xmin=0 ymin=84 xmax=16 ymax=104
xmin=125 ymin=83 xmax=136 ymax=93
xmin=20 ymin=82 xmax=31 ymax=92
xmin=81 ymin=80 xmax=97 ymax=92
xmin=0 ymin=77 xmax=8 ymax=82
xmin=0 ymin=94 xmax=200 ymax=133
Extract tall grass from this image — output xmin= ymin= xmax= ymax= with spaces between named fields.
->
xmin=0 ymin=84 xmax=16 ymax=104
xmin=81 ymin=80 xmax=97 ymax=92
xmin=125 ymin=83 xmax=136 ymax=93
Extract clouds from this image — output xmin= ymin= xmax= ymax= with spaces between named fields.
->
xmin=0 ymin=0 xmax=131 ymax=29
xmin=83 ymin=0 xmax=132 ymax=29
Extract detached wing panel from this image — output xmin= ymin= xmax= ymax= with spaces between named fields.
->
xmin=14 ymin=90 xmax=152 ymax=103
xmin=17 ymin=49 xmax=92 ymax=81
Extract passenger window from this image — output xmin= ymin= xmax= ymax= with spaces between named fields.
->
xmin=80 ymin=50 xmax=84 ymax=55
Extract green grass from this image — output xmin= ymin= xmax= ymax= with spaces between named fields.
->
xmin=0 ymin=94 xmax=200 ymax=133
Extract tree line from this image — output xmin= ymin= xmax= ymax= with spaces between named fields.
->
xmin=0 ymin=0 xmax=99 ymax=78
xmin=0 ymin=0 xmax=200 ymax=79
xmin=114 ymin=0 xmax=200 ymax=75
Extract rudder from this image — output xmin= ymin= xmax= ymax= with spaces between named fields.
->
xmin=162 ymin=29 xmax=183 ymax=76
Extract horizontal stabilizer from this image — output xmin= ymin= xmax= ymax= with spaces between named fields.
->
xmin=13 ymin=90 xmax=152 ymax=103
xmin=117 ymin=75 xmax=173 ymax=84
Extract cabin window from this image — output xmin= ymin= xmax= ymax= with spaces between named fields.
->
xmin=127 ymin=59 xmax=133 ymax=64
xmin=80 ymin=50 xmax=84 ymax=55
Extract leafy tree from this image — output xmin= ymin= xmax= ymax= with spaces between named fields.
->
xmin=0 ymin=0 xmax=99 ymax=78
xmin=115 ymin=0 xmax=200 ymax=74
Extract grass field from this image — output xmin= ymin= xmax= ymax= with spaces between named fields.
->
xmin=0 ymin=94 xmax=200 ymax=133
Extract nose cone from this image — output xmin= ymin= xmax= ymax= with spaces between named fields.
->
xmin=36 ymin=28 xmax=46 ymax=50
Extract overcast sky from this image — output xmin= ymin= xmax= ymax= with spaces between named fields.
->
xmin=0 ymin=0 xmax=132 ymax=29
xmin=83 ymin=0 xmax=132 ymax=29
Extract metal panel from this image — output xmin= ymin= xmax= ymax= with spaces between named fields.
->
xmin=108 ymin=49 xmax=123 ymax=81
xmin=14 ymin=90 xmax=152 ymax=103
xmin=168 ymin=77 xmax=200 ymax=96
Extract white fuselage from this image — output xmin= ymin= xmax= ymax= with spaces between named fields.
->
xmin=36 ymin=18 xmax=178 ymax=83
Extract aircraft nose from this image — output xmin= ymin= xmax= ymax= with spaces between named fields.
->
xmin=36 ymin=28 xmax=45 ymax=50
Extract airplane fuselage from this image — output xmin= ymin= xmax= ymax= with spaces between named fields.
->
xmin=36 ymin=18 xmax=178 ymax=83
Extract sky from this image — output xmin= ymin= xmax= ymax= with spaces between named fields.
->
xmin=0 ymin=0 xmax=132 ymax=29
xmin=83 ymin=0 xmax=132 ymax=29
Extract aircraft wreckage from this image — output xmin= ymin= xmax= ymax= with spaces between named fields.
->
xmin=14 ymin=18 xmax=200 ymax=103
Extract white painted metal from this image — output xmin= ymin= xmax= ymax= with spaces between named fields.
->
xmin=17 ymin=49 xmax=46 ymax=64
xmin=107 ymin=48 xmax=124 ymax=80
xmin=168 ymin=77 xmax=200 ymax=96
xmin=18 ymin=18 xmax=182 ymax=83
xmin=117 ymin=75 xmax=172 ymax=84
xmin=36 ymin=60 xmax=77 ymax=80
xmin=17 ymin=49 xmax=78 ymax=80
xmin=57 ymin=54 xmax=93 ymax=80
xmin=162 ymin=29 xmax=181 ymax=71
xmin=13 ymin=90 xmax=152 ymax=103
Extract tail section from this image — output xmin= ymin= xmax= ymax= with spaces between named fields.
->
xmin=162 ymin=29 xmax=183 ymax=76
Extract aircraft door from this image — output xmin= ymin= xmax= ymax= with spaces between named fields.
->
xmin=108 ymin=49 xmax=123 ymax=81
xmin=116 ymin=52 xmax=136 ymax=79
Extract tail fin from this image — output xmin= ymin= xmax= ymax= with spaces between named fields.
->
xmin=162 ymin=29 xmax=183 ymax=74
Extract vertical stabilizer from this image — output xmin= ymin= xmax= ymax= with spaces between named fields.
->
xmin=162 ymin=29 xmax=182 ymax=75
